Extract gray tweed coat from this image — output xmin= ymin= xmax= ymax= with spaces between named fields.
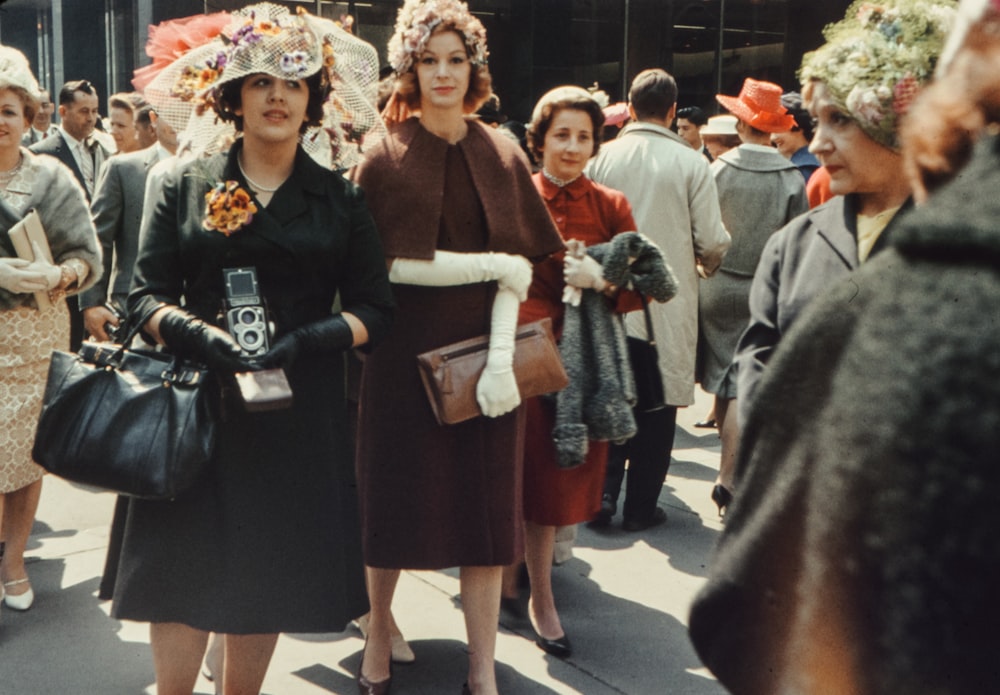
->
xmin=689 ymin=133 xmax=1000 ymax=695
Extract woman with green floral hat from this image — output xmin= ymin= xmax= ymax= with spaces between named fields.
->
xmin=691 ymin=1 xmax=1000 ymax=693
xmin=690 ymin=1 xmax=956 ymax=693
xmin=111 ymin=5 xmax=393 ymax=692
xmin=733 ymin=0 xmax=956 ymax=429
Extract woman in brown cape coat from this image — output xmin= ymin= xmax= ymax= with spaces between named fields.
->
xmin=352 ymin=3 xmax=563 ymax=693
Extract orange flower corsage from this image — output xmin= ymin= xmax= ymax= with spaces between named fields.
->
xmin=203 ymin=181 xmax=258 ymax=236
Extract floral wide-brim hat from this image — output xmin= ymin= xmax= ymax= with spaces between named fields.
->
xmin=143 ymin=2 xmax=385 ymax=170
xmin=799 ymin=0 xmax=957 ymax=150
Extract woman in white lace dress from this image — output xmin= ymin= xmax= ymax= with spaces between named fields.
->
xmin=0 ymin=46 xmax=100 ymax=619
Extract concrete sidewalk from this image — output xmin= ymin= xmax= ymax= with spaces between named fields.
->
xmin=1 ymin=391 xmax=727 ymax=694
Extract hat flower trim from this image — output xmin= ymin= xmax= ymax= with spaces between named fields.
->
xmin=388 ymin=0 xmax=488 ymax=75
xmin=801 ymin=0 xmax=956 ymax=147
xmin=171 ymin=7 xmax=317 ymax=114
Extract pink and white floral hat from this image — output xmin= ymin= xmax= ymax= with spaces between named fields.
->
xmin=799 ymin=0 xmax=957 ymax=150
xmin=143 ymin=2 xmax=385 ymax=170
xmin=386 ymin=0 xmax=489 ymax=75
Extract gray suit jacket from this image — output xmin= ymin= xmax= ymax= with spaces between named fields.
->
xmin=79 ymin=145 xmax=161 ymax=309
xmin=28 ymin=130 xmax=110 ymax=202
xmin=21 ymin=125 xmax=58 ymax=147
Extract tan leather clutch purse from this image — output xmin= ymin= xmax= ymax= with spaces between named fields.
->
xmin=416 ymin=317 xmax=568 ymax=425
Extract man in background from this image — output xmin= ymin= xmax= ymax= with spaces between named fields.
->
xmin=31 ymin=79 xmax=112 ymax=351
xmin=20 ymin=89 xmax=57 ymax=145
xmin=588 ymin=69 xmax=730 ymax=531
xmin=676 ymin=105 xmax=712 ymax=161
xmin=81 ymin=106 xmax=177 ymax=342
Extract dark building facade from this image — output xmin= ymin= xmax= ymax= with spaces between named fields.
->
xmin=0 ymin=0 xmax=851 ymax=125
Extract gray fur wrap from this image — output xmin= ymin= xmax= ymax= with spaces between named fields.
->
xmin=0 ymin=149 xmax=102 ymax=311
xmin=553 ymin=232 xmax=677 ymax=467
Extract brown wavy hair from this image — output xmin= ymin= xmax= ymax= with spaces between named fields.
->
xmin=902 ymin=13 xmax=1000 ymax=200
xmin=527 ymin=91 xmax=605 ymax=161
xmin=393 ymin=29 xmax=492 ymax=114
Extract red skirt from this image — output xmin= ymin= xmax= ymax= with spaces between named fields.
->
xmin=522 ymin=396 xmax=608 ymax=526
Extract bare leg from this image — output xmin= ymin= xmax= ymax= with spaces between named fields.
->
xmin=523 ymin=521 xmax=564 ymax=640
xmin=0 ymin=479 xmax=43 ymax=595
xmin=361 ymin=566 xmax=400 ymax=683
xmin=500 ymin=562 xmax=520 ymax=601
xmin=460 ymin=565 xmax=501 ymax=695
xmin=715 ymin=397 xmax=739 ymax=491
xmin=223 ymin=633 xmax=279 ymax=695
xmin=150 ymin=622 xmax=210 ymax=695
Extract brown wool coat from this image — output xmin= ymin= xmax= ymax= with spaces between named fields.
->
xmin=353 ymin=118 xmax=564 ymax=569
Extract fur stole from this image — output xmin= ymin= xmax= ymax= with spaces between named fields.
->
xmin=553 ymin=232 xmax=677 ymax=467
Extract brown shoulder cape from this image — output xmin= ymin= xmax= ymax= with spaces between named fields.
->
xmin=354 ymin=118 xmax=563 ymax=260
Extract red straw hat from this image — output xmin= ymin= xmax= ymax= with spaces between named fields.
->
xmin=715 ymin=78 xmax=795 ymax=134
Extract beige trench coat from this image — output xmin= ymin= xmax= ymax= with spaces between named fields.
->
xmin=587 ymin=122 xmax=730 ymax=406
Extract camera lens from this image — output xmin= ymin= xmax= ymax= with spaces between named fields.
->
xmin=239 ymin=308 xmax=257 ymax=324
xmin=242 ymin=329 xmax=261 ymax=348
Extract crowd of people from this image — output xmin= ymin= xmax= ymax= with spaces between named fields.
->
xmin=1 ymin=0 xmax=998 ymax=692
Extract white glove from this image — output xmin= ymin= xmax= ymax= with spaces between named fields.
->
xmin=476 ymin=287 xmax=522 ymax=418
xmin=564 ymin=254 xmax=607 ymax=292
xmin=390 ymin=250 xmax=533 ymax=301
xmin=26 ymin=241 xmax=62 ymax=290
xmin=0 ymin=257 xmax=50 ymax=294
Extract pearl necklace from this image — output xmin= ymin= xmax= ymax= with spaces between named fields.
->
xmin=0 ymin=154 xmax=24 ymax=184
xmin=542 ymin=168 xmax=580 ymax=188
xmin=237 ymin=154 xmax=282 ymax=193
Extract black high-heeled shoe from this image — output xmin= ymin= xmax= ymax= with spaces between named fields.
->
xmin=710 ymin=484 xmax=733 ymax=517
xmin=357 ymin=640 xmax=392 ymax=695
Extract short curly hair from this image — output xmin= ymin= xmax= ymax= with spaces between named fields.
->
xmin=393 ymin=28 xmax=492 ymax=114
xmin=213 ymin=70 xmax=330 ymax=134
xmin=527 ymin=86 xmax=605 ymax=162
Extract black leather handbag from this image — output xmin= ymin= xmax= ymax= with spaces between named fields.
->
xmin=627 ymin=296 xmax=667 ymax=413
xmin=32 ymin=317 xmax=216 ymax=500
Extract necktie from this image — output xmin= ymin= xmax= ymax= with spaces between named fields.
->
xmin=78 ymin=140 xmax=94 ymax=196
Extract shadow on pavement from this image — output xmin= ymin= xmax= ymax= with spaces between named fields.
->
xmin=499 ymin=558 xmax=724 ymax=695
xmin=1 ymin=557 xmax=155 ymax=693
xmin=291 ymin=639 xmax=563 ymax=694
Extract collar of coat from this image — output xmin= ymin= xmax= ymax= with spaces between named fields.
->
xmin=618 ymin=120 xmax=689 ymax=148
xmin=718 ymin=144 xmax=798 ymax=173
xmin=536 ymin=171 xmax=591 ymax=201
xmin=808 ymin=193 xmax=914 ymax=268
xmin=192 ymin=139 xmax=329 ymax=255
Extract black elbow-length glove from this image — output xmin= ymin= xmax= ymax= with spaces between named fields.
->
xmin=157 ymin=309 xmax=251 ymax=373
xmin=259 ymin=314 xmax=354 ymax=371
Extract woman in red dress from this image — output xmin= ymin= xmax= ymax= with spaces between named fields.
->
xmin=513 ymin=86 xmax=643 ymax=658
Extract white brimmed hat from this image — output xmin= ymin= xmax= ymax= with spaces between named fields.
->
xmin=700 ymin=115 xmax=738 ymax=136
xmin=143 ymin=2 xmax=385 ymax=170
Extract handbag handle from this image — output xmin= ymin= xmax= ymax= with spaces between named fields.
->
xmin=639 ymin=294 xmax=657 ymax=347
xmin=94 ymin=301 xmax=168 ymax=366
